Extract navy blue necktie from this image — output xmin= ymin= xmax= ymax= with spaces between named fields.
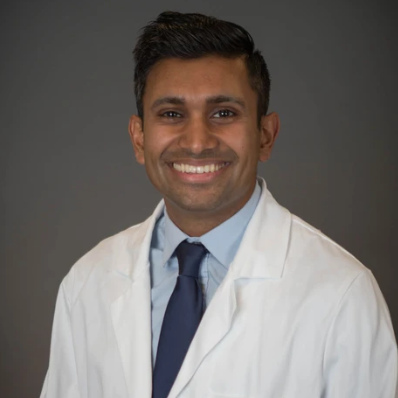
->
xmin=152 ymin=241 xmax=207 ymax=398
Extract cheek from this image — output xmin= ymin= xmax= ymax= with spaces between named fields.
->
xmin=230 ymin=132 xmax=260 ymax=164
xmin=143 ymin=130 xmax=171 ymax=166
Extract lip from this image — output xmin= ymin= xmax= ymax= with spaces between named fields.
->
xmin=167 ymin=159 xmax=228 ymax=166
xmin=167 ymin=161 xmax=230 ymax=183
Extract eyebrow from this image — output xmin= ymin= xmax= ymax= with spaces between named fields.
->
xmin=151 ymin=96 xmax=185 ymax=110
xmin=150 ymin=95 xmax=246 ymax=111
xmin=206 ymin=95 xmax=246 ymax=109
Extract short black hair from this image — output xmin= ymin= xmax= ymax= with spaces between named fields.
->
xmin=133 ymin=11 xmax=271 ymax=125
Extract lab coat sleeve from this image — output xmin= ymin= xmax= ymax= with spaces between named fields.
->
xmin=40 ymin=280 xmax=81 ymax=398
xmin=322 ymin=269 xmax=398 ymax=398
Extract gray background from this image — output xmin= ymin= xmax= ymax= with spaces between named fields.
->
xmin=1 ymin=0 xmax=397 ymax=396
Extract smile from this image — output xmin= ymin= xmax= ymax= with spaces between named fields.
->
xmin=172 ymin=162 xmax=228 ymax=174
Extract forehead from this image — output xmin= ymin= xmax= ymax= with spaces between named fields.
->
xmin=144 ymin=56 xmax=256 ymax=106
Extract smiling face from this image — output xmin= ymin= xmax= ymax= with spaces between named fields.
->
xmin=129 ymin=55 xmax=280 ymax=235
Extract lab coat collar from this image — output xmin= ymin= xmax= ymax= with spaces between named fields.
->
xmin=111 ymin=199 xmax=164 ymax=282
xmin=113 ymin=177 xmax=291 ymax=283
xmin=229 ymin=177 xmax=292 ymax=280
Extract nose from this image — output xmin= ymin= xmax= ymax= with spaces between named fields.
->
xmin=177 ymin=115 xmax=218 ymax=155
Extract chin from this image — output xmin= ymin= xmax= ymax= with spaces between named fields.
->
xmin=169 ymin=195 xmax=225 ymax=214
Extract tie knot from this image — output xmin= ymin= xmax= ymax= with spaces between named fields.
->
xmin=175 ymin=241 xmax=207 ymax=278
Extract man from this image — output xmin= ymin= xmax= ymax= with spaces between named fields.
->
xmin=40 ymin=11 xmax=397 ymax=398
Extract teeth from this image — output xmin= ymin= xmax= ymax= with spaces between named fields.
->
xmin=172 ymin=162 xmax=227 ymax=174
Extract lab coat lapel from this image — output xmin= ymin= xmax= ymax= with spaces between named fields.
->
xmin=168 ymin=278 xmax=237 ymax=398
xmin=168 ymin=179 xmax=292 ymax=398
xmin=230 ymin=178 xmax=292 ymax=281
xmin=108 ymin=201 xmax=164 ymax=398
xmin=110 ymin=271 xmax=152 ymax=398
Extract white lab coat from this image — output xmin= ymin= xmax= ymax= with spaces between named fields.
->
xmin=40 ymin=179 xmax=398 ymax=398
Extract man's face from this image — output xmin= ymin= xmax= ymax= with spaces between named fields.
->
xmin=130 ymin=56 xmax=279 ymax=225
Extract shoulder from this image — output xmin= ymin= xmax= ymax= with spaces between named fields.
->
xmin=290 ymin=214 xmax=364 ymax=268
xmin=281 ymin=213 xmax=394 ymax=349
xmin=60 ymin=218 xmax=151 ymax=307
xmin=286 ymin=213 xmax=372 ymax=296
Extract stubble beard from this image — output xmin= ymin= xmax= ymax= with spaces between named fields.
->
xmin=164 ymin=181 xmax=233 ymax=215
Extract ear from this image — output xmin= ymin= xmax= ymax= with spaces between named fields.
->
xmin=128 ymin=115 xmax=145 ymax=165
xmin=258 ymin=112 xmax=280 ymax=162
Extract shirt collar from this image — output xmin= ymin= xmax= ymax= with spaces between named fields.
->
xmin=162 ymin=180 xmax=262 ymax=268
xmin=162 ymin=212 xmax=189 ymax=265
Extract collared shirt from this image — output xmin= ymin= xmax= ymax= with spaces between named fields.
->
xmin=149 ymin=181 xmax=261 ymax=365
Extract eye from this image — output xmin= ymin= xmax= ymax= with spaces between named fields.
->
xmin=213 ymin=109 xmax=235 ymax=118
xmin=161 ymin=111 xmax=182 ymax=118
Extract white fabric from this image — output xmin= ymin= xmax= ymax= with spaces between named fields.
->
xmin=40 ymin=179 xmax=398 ymax=398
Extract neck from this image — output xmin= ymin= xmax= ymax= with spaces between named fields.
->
xmin=167 ymin=209 xmax=235 ymax=237
xmin=165 ymin=184 xmax=256 ymax=237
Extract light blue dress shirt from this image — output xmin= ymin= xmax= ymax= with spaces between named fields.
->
xmin=149 ymin=181 xmax=261 ymax=365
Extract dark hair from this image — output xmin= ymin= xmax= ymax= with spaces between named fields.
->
xmin=133 ymin=11 xmax=271 ymax=125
